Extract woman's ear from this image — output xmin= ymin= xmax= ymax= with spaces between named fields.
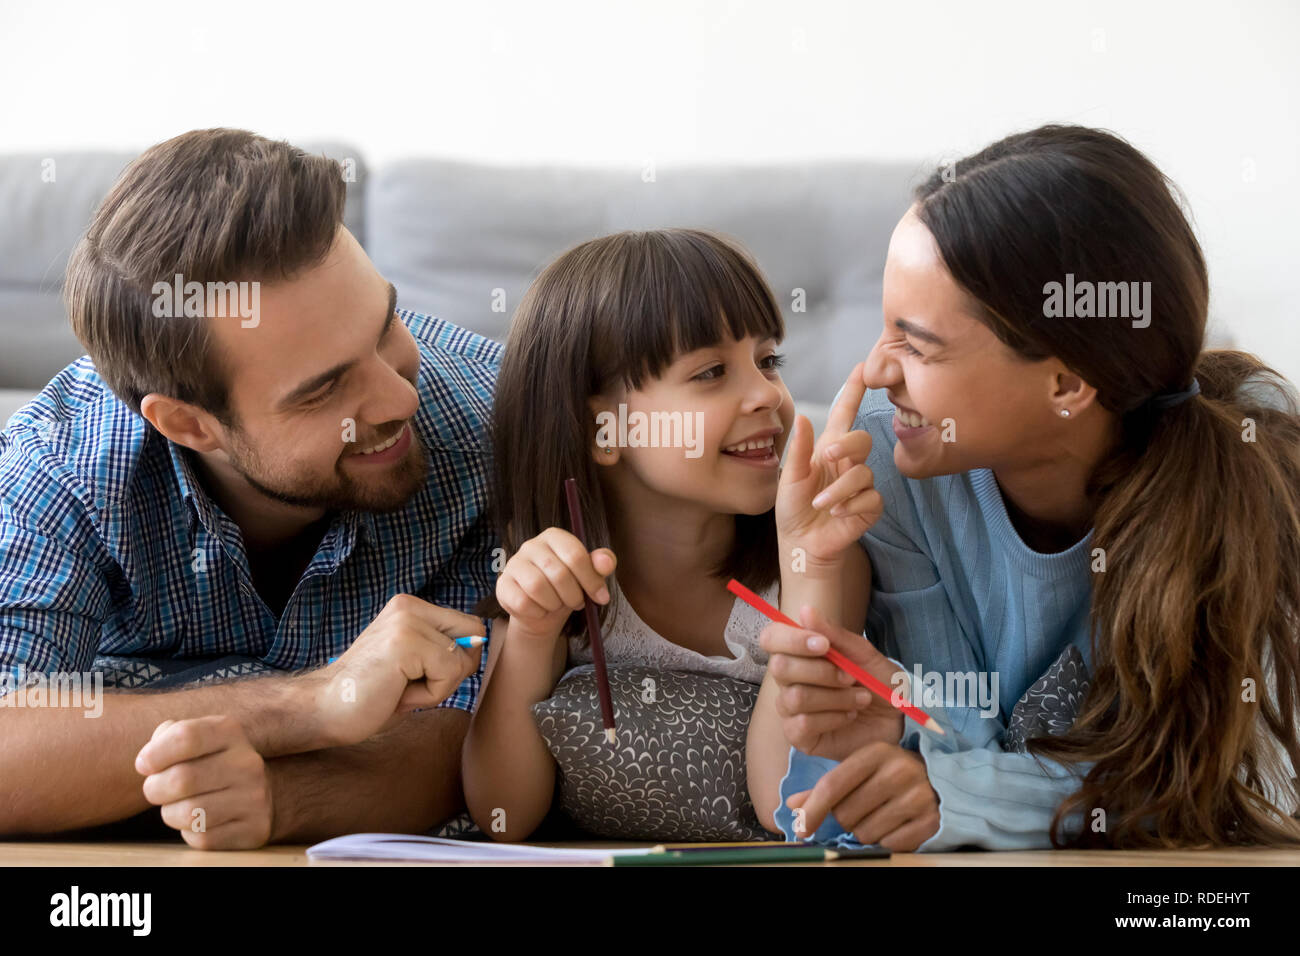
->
xmin=1049 ymin=364 xmax=1099 ymax=420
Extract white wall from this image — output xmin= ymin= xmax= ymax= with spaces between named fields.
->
xmin=3 ymin=0 xmax=1296 ymax=380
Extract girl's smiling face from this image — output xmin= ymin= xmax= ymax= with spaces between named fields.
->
xmin=591 ymin=332 xmax=794 ymax=516
xmin=864 ymin=206 xmax=1069 ymax=479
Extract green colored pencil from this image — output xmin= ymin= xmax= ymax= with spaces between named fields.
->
xmin=611 ymin=845 xmax=887 ymax=866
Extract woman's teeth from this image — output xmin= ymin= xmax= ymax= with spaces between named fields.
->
xmin=723 ymin=435 xmax=776 ymax=454
xmin=895 ymin=409 xmax=932 ymax=428
xmin=358 ymin=425 xmax=405 ymax=455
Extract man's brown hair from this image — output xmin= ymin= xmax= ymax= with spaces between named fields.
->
xmin=64 ymin=128 xmax=347 ymax=423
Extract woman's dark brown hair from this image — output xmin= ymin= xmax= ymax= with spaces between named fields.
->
xmin=914 ymin=124 xmax=1300 ymax=848
xmin=474 ymin=228 xmax=786 ymax=639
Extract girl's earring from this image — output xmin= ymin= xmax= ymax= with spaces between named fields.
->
xmin=1059 ymin=408 xmax=1071 ymax=418
xmin=603 ymin=446 xmax=613 ymax=454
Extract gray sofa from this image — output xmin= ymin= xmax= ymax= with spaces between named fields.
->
xmin=0 ymin=140 xmax=930 ymax=432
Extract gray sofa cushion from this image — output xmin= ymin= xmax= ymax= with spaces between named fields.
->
xmin=0 ymin=141 xmax=366 ymax=391
xmin=368 ymin=159 xmax=921 ymax=404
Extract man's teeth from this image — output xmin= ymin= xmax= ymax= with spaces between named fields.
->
xmin=895 ymin=409 xmax=932 ymax=428
xmin=359 ymin=425 xmax=405 ymax=455
xmin=723 ymin=435 xmax=776 ymax=453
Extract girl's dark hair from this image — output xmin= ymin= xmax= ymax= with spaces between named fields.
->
xmin=473 ymin=228 xmax=786 ymax=639
xmin=914 ymin=124 xmax=1300 ymax=848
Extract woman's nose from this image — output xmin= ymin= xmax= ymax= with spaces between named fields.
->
xmin=862 ymin=336 xmax=897 ymax=390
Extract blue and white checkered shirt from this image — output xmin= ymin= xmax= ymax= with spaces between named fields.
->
xmin=0 ymin=309 xmax=501 ymax=711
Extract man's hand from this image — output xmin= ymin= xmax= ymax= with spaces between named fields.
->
xmin=312 ymin=594 xmax=485 ymax=749
xmin=760 ymin=604 xmax=906 ymax=761
xmin=785 ymin=742 xmax=940 ymax=851
xmin=135 ymin=715 xmax=272 ymax=850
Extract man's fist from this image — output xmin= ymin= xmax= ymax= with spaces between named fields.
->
xmin=135 ymin=715 xmax=272 ymax=850
xmin=312 ymin=594 xmax=485 ymax=748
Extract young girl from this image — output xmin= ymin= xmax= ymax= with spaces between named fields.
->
xmin=462 ymin=228 xmax=876 ymax=840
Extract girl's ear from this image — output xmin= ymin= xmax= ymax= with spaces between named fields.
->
xmin=588 ymin=393 xmax=621 ymax=466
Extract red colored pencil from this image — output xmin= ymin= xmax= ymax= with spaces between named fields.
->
xmin=726 ymin=579 xmax=944 ymax=736
xmin=564 ymin=478 xmax=617 ymax=745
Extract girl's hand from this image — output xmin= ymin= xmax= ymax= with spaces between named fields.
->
xmin=495 ymin=529 xmax=617 ymax=644
xmin=785 ymin=743 xmax=940 ymax=851
xmin=776 ymin=362 xmax=882 ymax=568
xmin=760 ymin=605 xmax=905 ymax=761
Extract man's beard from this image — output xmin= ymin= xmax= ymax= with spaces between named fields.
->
xmin=227 ymin=424 xmax=429 ymax=513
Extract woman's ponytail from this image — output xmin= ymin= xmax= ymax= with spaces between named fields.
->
xmin=1033 ymin=349 xmax=1300 ymax=847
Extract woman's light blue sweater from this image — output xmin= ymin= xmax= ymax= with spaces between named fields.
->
xmin=775 ymin=386 xmax=1098 ymax=850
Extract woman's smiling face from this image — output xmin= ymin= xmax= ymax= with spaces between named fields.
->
xmin=864 ymin=205 xmax=1066 ymax=480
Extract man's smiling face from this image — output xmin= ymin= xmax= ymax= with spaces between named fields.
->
xmin=204 ymin=226 xmax=427 ymax=512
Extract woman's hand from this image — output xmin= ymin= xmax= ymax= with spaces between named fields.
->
xmin=777 ymin=362 xmax=882 ymax=569
xmin=785 ymin=742 xmax=941 ymax=851
xmin=495 ymin=528 xmax=616 ymax=644
xmin=760 ymin=605 xmax=906 ymax=761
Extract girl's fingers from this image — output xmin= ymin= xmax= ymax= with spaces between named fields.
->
xmin=829 ymin=487 xmax=884 ymax=521
xmin=823 ymin=363 xmax=868 ymax=437
xmin=511 ymin=562 xmax=568 ymax=614
xmin=781 ymin=415 xmax=817 ymax=485
xmin=532 ymin=546 xmax=589 ymax=610
xmin=811 ymin=464 xmax=874 ymax=511
xmin=496 ymin=577 xmax=555 ymax=622
xmin=820 ymin=429 xmax=872 ymax=468
xmin=539 ymin=530 xmax=615 ymax=604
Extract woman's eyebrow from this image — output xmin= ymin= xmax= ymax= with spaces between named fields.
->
xmin=895 ymin=317 xmax=947 ymax=347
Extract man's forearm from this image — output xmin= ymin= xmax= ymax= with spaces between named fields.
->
xmin=266 ymin=708 xmax=470 ymax=844
xmin=0 ymin=673 xmax=322 ymax=834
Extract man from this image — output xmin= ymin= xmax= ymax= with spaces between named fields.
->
xmin=0 ymin=129 xmax=501 ymax=848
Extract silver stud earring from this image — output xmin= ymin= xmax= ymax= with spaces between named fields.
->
xmin=1060 ymin=408 xmax=1070 ymax=418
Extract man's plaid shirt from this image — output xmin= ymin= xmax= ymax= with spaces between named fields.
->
xmin=0 ymin=310 xmax=501 ymax=711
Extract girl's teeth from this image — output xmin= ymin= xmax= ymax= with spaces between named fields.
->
xmin=723 ymin=436 xmax=775 ymax=453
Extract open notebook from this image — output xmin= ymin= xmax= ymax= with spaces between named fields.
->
xmin=307 ymin=833 xmax=655 ymax=865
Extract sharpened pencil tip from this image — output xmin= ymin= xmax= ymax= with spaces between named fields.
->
xmin=925 ymin=717 xmax=945 ymax=735
xmin=605 ymin=728 xmax=617 ymax=745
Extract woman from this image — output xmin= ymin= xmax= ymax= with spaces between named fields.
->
xmin=748 ymin=124 xmax=1300 ymax=851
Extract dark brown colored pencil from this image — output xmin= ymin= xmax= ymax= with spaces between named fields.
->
xmin=563 ymin=477 xmax=617 ymax=745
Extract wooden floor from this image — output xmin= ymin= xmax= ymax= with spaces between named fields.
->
xmin=2 ymin=839 xmax=1297 ymax=867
